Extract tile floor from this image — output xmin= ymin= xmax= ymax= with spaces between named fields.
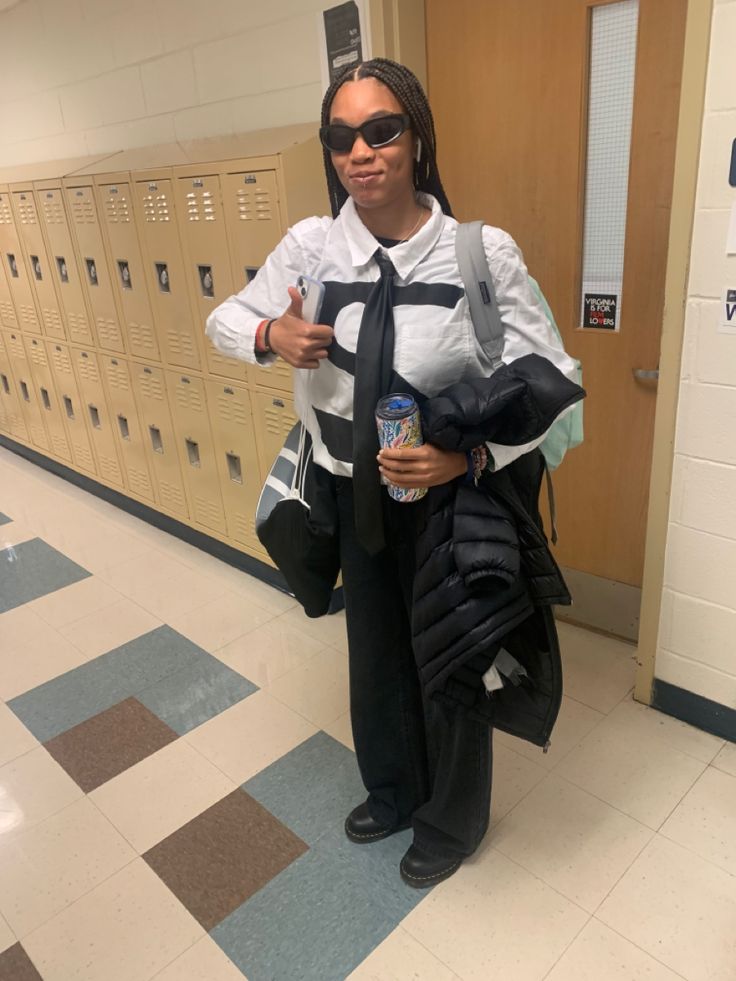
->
xmin=0 ymin=445 xmax=734 ymax=981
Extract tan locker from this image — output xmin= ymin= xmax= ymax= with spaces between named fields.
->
xmin=46 ymin=341 xmax=97 ymax=475
xmin=63 ymin=184 xmax=125 ymax=352
xmin=96 ymin=180 xmax=159 ymax=361
xmin=99 ymin=354 xmax=155 ymax=502
xmin=11 ymin=190 xmax=65 ymax=340
xmin=3 ymin=330 xmax=50 ymax=450
xmin=132 ymin=177 xmax=203 ymax=370
xmin=246 ymin=358 xmax=293 ymax=395
xmin=251 ymin=389 xmax=299 ymax=477
xmin=0 ymin=190 xmax=41 ymax=335
xmin=205 ymin=380 xmax=263 ymax=551
xmin=0 ymin=233 xmax=18 ymax=330
xmin=0 ymin=331 xmax=28 ymax=441
xmin=36 ymin=185 xmax=96 ymax=346
xmin=222 ymin=169 xmax=283 ymax=285
xmin=70 ymin=347 xmax=125 ymax=487
xmin=23 ymin=336 xmax=72 ymax=462
xmin=173 ymin=172 xmax=245 ymax=381
xmin=128 ymin=362 xmax=189 ymax=519
xmin=165 ymin=370 xmax=227 ymax=533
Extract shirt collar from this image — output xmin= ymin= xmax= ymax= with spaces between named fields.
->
xmin=338 ymin=193 xmax=446 ymax=280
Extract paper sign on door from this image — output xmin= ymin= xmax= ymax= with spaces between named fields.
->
xmin=720 ymin=288 xmax=736 ymax=334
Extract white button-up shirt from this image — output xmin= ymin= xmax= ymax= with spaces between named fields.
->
xmin=206 ymin=193 xmax=578 ymax=476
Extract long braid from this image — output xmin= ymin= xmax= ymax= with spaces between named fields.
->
xmin=320 ymin=58 xmax=453 ymax=219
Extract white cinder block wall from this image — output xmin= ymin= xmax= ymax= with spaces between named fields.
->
xmin=0 ymin=0 xmax=338 ymax=166
xmin=656 ymin=0 xmax=736 ymax=710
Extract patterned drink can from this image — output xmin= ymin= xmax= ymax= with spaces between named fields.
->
xmin=375 ymin=394 xmax=427 ymax=502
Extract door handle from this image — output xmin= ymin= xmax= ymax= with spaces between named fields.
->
xmin=633 ymin=368 xmax=659 ymax=381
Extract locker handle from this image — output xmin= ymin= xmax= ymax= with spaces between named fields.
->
xmin=226 ymin=452 xmax=243 ymax=484
xmin=20 ymin=381 xmax=30 ymax=402
xmin=1 ymin=374 xmax=9 ymax=395
xmin=88 ymin=404 xmax=101 ymax=429
xmin=118 ymin=414 xmax=130 ymax=440
xmin=149 ymin=425 xmax=163 ymax=454
xmin=63 ymin=396 xmax=74 ymax=419
xmin=40 ymin=388 xmax=51 ymax=411
xmin=185 ymin=438 xmax=200 ymax=468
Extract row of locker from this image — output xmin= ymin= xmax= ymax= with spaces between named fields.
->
xmin=0 ymin=328 xmax=298 ymax=557
xmin=0 ymin=170 xmax=294 ymax=389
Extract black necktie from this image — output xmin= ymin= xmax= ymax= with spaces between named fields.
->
xmin=352 ymin=250 xmax=396 ymax=555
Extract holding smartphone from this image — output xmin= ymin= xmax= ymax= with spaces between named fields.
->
xmin=296 ymin=274 xmax=325 ymax=323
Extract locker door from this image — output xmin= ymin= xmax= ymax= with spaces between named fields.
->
xmin=47 ymin=341 xmax=96 ymax=475
xmin=0 ymin=333 xmax=28 ymax=441
xmin=100 ymin=355 xmax=155 ymax=502
xmin=0 ymin=191 xmax=41 ymax=335
xmin=11 ymin=191 xmax=65 ymax=340
xmin=71 ymin=347 xmax=125 ymax=487
xmin=133 ymin=178 xmax=202 ymax=370
xmin=38 ymin=187 xmax=96 ymax=346
xmin=64 ymin=185 xmax=125 ymax=352
xmin=165 ymin=370 xmax=227 ymax=533
xmin=0 ymin=233 xmax=19 ymax=330
xmin=4 ymin=330 xmax=50 ymax=450
xmin=174 ymin=173 xmax=244 ymax=380
xmin=251 ymin=390 xmax=299 ymax=477
xmin=129 ymin=362 xmax=189 ymax=519
xmin=222 ymin=170 xmax=283 ymax=281
xmin=24 ymin=335 xmax=72 ymax=462
xmin=97 ymin=182 xmax=159 ymax=361
xmin=205 ymin=380 xmax=263 ymax=552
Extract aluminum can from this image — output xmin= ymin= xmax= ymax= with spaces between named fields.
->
xmin=375 ymin=393 xmax=427 ymax=502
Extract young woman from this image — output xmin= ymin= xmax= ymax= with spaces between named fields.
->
xmin=207 ymin=58 xmax=577 ymax=887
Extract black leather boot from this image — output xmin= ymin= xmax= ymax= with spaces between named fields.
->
xmin=399 ymin=844 xmax=462 ymax=888
xmin=344 ymin=802 xmax=411 ymax=843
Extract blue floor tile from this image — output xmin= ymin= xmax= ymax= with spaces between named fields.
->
xmin=0 ymin=512 xmax=10 ymax=525
xmin=8 ymin=626 xmax=205 ymax=742
xmin=0 ymin=537 xmax=90 ymax=613
xmin=137 ymin=653 xmax=257 ymax=735
xmin=212 ymin=827 xmax=421 ymax=981
xmin=244 ymin=731 xmax=365 ymax=846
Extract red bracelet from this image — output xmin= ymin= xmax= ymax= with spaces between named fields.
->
xmin=254 ymin=319 xmax=269 ymax=353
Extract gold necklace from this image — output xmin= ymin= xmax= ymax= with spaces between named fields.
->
xmin=397 ymin=208 xmax=426 ymax=244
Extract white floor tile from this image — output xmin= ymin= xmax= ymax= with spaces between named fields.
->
xmin=660 ymin=765 xmax=736 ymax=876
xmin=546 ymin=918 xmax=684 ymax=981
xmin=0 ymin=703 xmax=38 ymax=768
xmin=712 ymin=740 xmax=736 ymax=777
xmin=0 ymin=911 xmax=15 ymax=955
xmin=267 ymin=646 xmax=350 ymax=728
xmin=598 ymin=835 xmax=736 ymax=981
xmin=348 ymin=927 xmax=461 ymax=980
xmin=152 ymin=935 xmax=246 ymax=980
xmin=167 ymin=590 xmax=273 ymax=653
xmin=491 ymin=774 xmax=653 ymax=912
xmin=557 ymin=621 xmax=637 ymax=714
xmin=495 ymin=695 xmax=604 ymax=770
xmin=59 ymin=597 xmax=162 ymax=659
xmin=27 ymin=576 xmax=122 ymax=629
xmin=0 ymin=748 xmax=83 ymax=839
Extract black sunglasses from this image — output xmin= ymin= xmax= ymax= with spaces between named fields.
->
xmin=319 ymin=114 xmax=411 ymax=153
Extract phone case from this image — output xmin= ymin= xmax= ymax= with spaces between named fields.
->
xmin=297 ymin=274 xmax=325 ymax=323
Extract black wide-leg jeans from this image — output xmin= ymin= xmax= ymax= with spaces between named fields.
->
xmin=335 ymin=476 xmax=493 ymax=860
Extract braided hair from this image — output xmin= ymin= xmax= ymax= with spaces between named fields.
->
xmin=320 ymin=58 xmax=453 ymax=219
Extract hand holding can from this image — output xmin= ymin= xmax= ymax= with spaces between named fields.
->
xmin=375 ymin=394 xmax=428 ymax=502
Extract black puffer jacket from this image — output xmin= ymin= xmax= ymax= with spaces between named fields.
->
xmin=413 ymin=354 xmax=585 ymax=747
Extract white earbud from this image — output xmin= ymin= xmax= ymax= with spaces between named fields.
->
xmin=415 ymin=137 xmax=422 ymax=163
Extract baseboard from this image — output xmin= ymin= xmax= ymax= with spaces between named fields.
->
xmin=651 ymin=678 xmax=736 ymax=743
xmin=557 ymin=566 xmax=641 ymax=641
xmin=0 ymin=435 xmax=344 ymax=615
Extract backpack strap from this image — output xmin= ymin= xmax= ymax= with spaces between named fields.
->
xmin=455 ymin=220 xmax=505 ymax=370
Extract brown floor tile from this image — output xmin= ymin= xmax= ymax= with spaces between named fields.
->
xmin=143 ymin=788 xmax=308 ymax=930
xmin=0 ymin=943 xmax=43 ymax=981
xmin=44 ymin=697 xmax=178 ymax=792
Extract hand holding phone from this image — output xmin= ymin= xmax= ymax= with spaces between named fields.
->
xmin=268 ymin=274 xmax=333 ymax=369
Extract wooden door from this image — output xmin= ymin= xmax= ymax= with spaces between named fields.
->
xmin=426 ymin=0 xmax=687 ymax=616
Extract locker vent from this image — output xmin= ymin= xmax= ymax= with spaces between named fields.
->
xmin=16 ymin=198 xmax=38 ymax=225
xmin=236 ymin=187 xmax=273 ymax=222
xmin=0 ymin=301 xmax=17 ymax=324
xmin=128 ymin=467 xmax=153 ymax=497
xmin=74 ymin=444 xmax=95 ymax=472
xmin=51 ymin=434 xmax=70 ymax=459
xmin=43 ymin=309 xmax=63 ymax=334
xmin=30 ymin=423 xmax=49 ymax=449
xmin=167 ymin=329 xmax=196 ymax=362
xmin=128 ymin=322 xmax=156 ymax=352
xmin=139 ymin=375 xmax=165 ymax=402
xmin=0 ymin=197 xmax=12 ymax=224
xmin=20 ymin=305 xmax=40 ymax=330
xmin=99 ymin=454 xmax=123 ymax=484
xmin=160 ymin=481 xmax=187 ymax=514
xmin=175 ymin=385 xmax=204 ymax=413
xmin=70 ymin=195 xmax=96 ymax=225
xmin=215 ymin=393 xmax=248 ymax=426
xmin=67 ymin=312 xmax=90 ymax=341
xmin=96 ymin=318 xmax=122 ymax=348
xmin=8 ymin=335 xmax=25 ymax=359
xmin=104 ymin=193 xmax=131 ymax=223
xmin=105 ymin=361 xmax=129 ymax=391
xmin=42 ymin=198 xmax=65 ymax=225
xmin=76 ymin=356 xmax=100 ymax=383
xmin=194 ymin=496 xmax=223 ymax=529
xmin=28 ymin=343 xmax=45 ymax=366
xmin=142 ymin=193 xmax=171 ymax=223
xmin=186 ymin=188 xmax=217 ymax=223
xmin=51 ymin=348 xmax=72 ymax=374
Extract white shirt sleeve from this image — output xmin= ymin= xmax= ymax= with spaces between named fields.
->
xmin=205 ymin=216 xmax=330 ymax=366
xmin=481 ymin=230 xmax=580 ymax=471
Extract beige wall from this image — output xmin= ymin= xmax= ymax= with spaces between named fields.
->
xmin=0 ymin=0 xmax=333 ymax=166
xmin=655 ymin=0 xmax=736 ymax=707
